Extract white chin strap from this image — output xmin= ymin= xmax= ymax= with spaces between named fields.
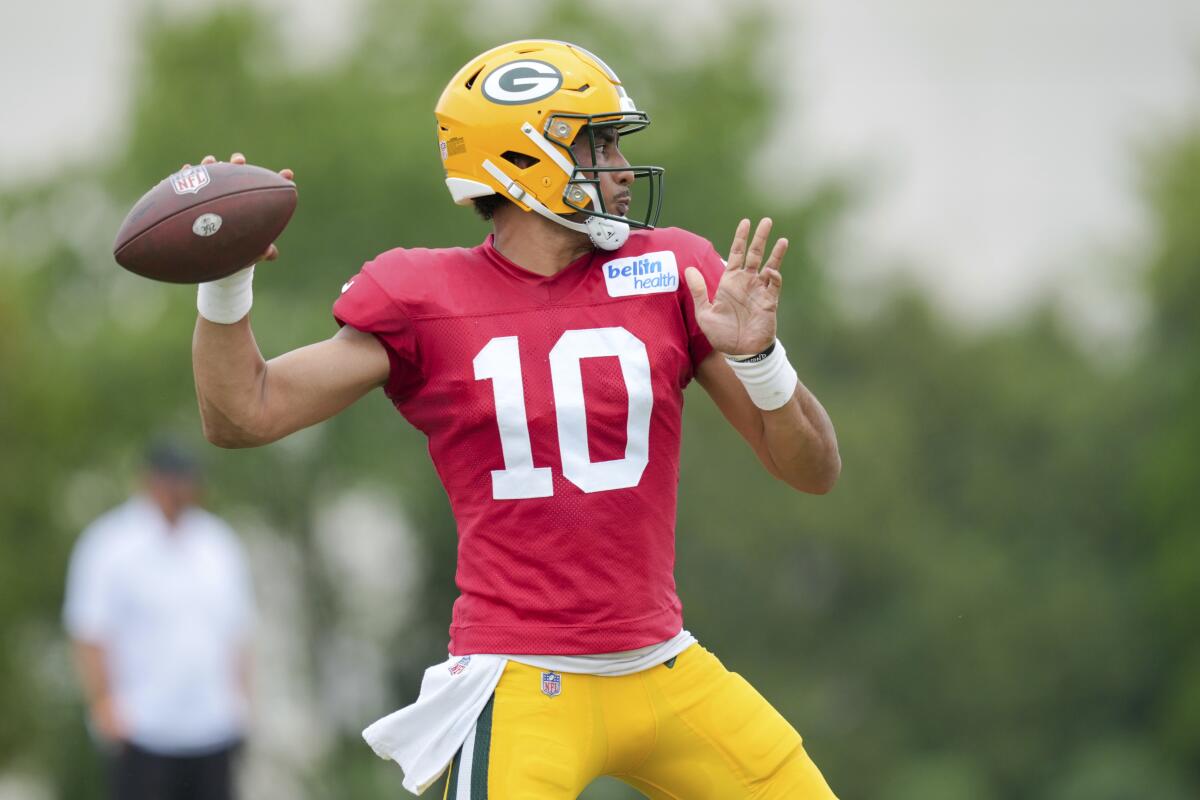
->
xmin=482 ymin=158 xmax=630 ymax=251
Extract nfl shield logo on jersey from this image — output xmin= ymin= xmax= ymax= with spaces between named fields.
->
xmin=541 ymin=671 xmax=562 ymax=698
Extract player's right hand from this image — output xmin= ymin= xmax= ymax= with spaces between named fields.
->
xmin=187 ymin=152 xmax=295 ymax=265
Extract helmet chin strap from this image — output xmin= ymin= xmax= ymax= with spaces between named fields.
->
xmin=482 ymin=159 xmax=630 ymax=251
xmin=584 ymin=215 xmax=630 ymax=250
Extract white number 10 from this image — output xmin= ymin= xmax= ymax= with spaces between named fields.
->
xmin=472 ymin=327 xmax=653 ymax=500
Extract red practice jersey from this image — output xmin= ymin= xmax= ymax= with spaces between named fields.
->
xmin=333 ymin=228 xmax=726 ymax=654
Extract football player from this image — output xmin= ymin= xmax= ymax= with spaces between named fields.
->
xmin=192 ymin=40 xmax=841 ymax=799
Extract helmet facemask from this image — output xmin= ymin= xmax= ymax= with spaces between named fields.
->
xmin=547 ymin=113 xmax=664 ymax=232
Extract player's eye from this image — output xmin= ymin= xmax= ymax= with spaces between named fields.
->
xmin=594 ymin=129 xmax=618 ymax=155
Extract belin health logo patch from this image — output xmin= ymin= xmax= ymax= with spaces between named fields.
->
xmin=602 ymin=250 xmax=679 ymax=297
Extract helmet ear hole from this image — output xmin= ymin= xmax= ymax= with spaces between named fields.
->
xmin=500 ymin=151 xmax=540 ymax=170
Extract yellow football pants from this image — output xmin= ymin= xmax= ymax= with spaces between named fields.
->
xmin=442 ymin=643 xmax=837 ymax=799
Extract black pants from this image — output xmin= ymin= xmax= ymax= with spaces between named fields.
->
xmin=111 ymin=741 xmax=240 ymax=800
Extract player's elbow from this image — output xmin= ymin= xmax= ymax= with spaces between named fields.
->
xmin=199 ymin=409 xmax=273 ymax=449
xmin=202 ymin=422 xmax=258 ymax=449
xmin=801 ymin=463 xmax=840 ymax=495
xmin=208 ymin=433 xmax=261 ymax=450
xmin=782 ymin=451 xmax=841 ymax=495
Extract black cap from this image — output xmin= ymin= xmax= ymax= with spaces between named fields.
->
xmin=143 ymin=440 xmax=201 ymax=478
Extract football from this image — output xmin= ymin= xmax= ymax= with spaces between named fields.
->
xmin=113 ymin=162 xmax=297 ymax=283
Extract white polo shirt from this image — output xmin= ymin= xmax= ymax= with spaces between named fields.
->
xmin=63 ymin=496 xmax=254 ymax=755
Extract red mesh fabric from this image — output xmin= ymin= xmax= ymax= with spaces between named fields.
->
xmin=333 ymin=229 xmax=727 ymax=654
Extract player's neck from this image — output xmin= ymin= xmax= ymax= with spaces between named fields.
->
xmin=491 ymin=209 xmax=592 ymax=277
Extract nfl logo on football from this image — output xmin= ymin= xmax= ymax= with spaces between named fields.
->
xmin=541 ymin=671 xmax=562 ymax=698
xmin=171 ymin=165 xmax=211 ymax=195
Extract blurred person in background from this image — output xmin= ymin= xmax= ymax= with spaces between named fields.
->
xmin=63 ymin=442 xmax=255 ymax=800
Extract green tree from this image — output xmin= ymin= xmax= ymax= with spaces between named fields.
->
xmin=1134 ymin=119 xmax=1200 ymax=788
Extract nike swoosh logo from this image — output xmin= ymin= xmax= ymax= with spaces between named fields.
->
xmin=341 ymin=280 xmax=354 ymax=293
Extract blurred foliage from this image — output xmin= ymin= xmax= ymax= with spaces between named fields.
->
xmin=1136 ymin=120 xmax=1200 ymax=787
xmin=0 ymin=1 xmax=1197 ymax=798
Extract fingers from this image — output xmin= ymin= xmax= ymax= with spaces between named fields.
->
xmin=744 ymin=217 xmax=773 ymax=272
xmin=757 ymin=237 xmax=786 ymax=296
xmin=761 ymin=267 xmax=783 ymax=291
xmin=726 ymin=218 xmax=751 ymax=270
xmin=251 ymin=244 xmax=279 ymax=265
xmin=189 ymin=153 xmax=293 ymax=180
xmin=727 ymin=217 xmax=788 ymax=280
xmin=728 ymin=218 xmax=782 ymax=273
xmin=761 ymin=237 xmax=788 ymax=279
xmin=190 ymin=152 xmax=241 ymax=167
xmin=684 ymin=267 xmax=711 ymax=309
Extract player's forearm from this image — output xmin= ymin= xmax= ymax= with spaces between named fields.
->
xmin=194 ymin=318 xmax=391 ymax=447
xmin=696 ymin=351 xmax=840 ymax=494
xmin=192 ymin=315 xmax=274 ymax=448
xmin=761 ymin=382 xmax=841 ymax=494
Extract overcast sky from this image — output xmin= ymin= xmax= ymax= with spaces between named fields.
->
xmin=3 ymin=0 xmax=1198 ymax=333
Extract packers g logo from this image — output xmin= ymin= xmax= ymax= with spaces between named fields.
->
xmin=481 ymin=60 xmax=563 ymax=105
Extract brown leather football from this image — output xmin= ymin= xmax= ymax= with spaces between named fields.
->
xmin=113 ymin=162 xmax=297 ymax=283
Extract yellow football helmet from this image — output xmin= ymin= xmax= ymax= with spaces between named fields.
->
xmin=435 ymin=40 xmax=664 ymax=250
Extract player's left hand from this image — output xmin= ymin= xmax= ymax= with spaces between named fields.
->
xmin=684 ymin=218 xmax=788 ymax=356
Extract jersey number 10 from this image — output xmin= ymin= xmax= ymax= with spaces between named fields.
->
xmin=473 ymin=327 xmax=653 ymax=499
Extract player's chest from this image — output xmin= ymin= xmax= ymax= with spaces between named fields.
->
xmin=404 ymin=293 xmax=692 ymax=431
xmin=418 ymin=281 xmax=689 ymax=370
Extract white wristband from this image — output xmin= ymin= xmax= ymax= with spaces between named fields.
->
xmin=197 ymin=266 xmax=255 ymax=324
xmin=724 ymin=339 xmax=799 ymax=411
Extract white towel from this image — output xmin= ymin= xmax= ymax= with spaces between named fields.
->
xmin=362 ymin=653 xmax=508 ymax=795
